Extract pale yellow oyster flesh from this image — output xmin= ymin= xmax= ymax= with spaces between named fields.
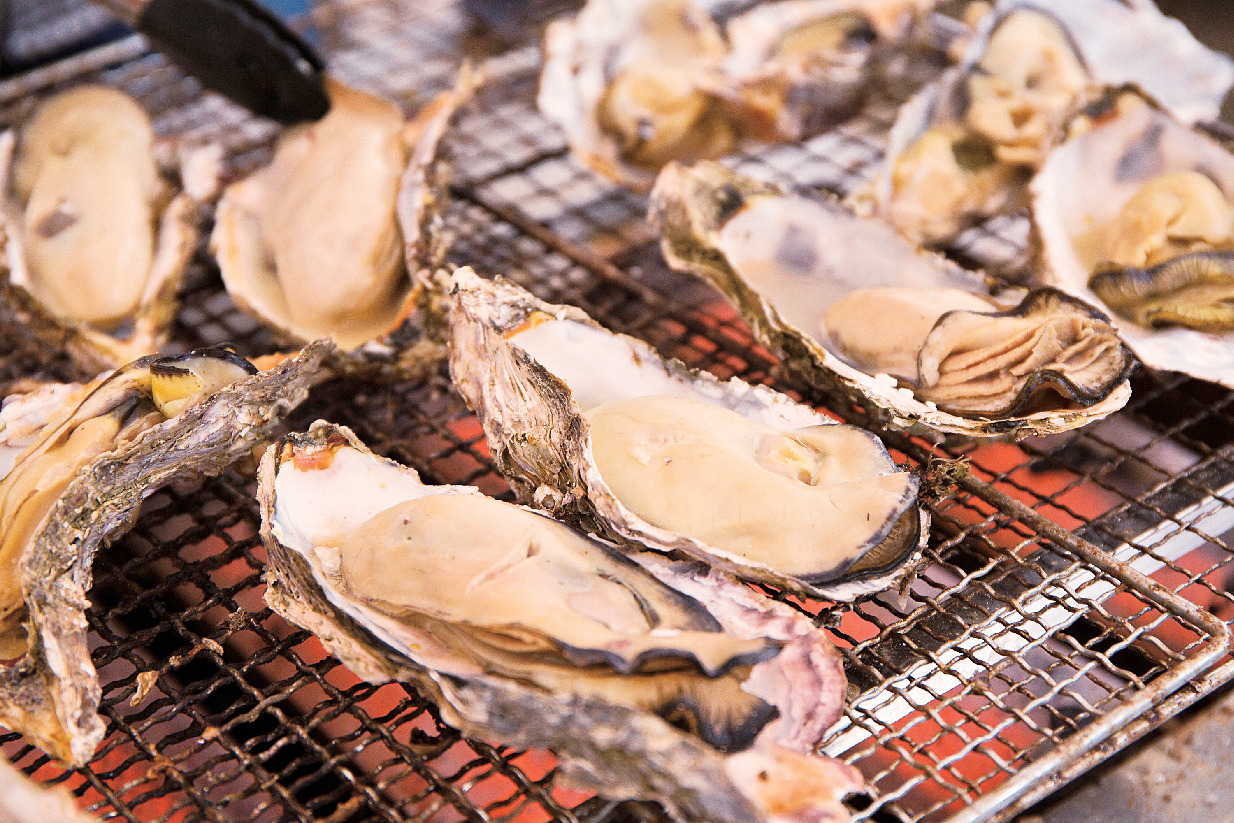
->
xmin=586 ymin=395 xmax=916 ymax=579
xmin=213 ymin=71 xmax=476 ymax=359
xmin=884 ymin=9 xmax=1086 ymax=245
xmin=1 ymin=85 xmax=201 ymax=370
xmin=0 ymin=350 xmax=255 ymax=659
xmin=214 ymin=80 xmax=411 ymax=349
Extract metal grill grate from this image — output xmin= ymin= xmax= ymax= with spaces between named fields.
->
xmin=1 ymin=2 xmax=1232 ymax=822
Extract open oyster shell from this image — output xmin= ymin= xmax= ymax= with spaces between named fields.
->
xmin=704 ymin=0 xmax=936 ymax=143
xmin=538 ymin=0 xmax=933 ymax=189
xmin=652 ymin=161 xmax=1133 ymax=437
xmin=1032 ymin=91 xmax=1234 ymax=387
xmin=447 ymin=267 xmax=924 ymax=600
xmin=261 ymin=421 xmax=862 ymax=823
xmin=0 ymin=341 xmax=332 ymax=765
xmin=0 ymin=86 xmax=215 ymax=373
xmin=211 ymin=69 xmax=478 ymax=378
xmin=865 ymin=0 xmax=1234 ymax=247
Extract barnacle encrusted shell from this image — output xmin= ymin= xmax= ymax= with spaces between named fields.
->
xmin=261 ymin=421 xmax=862 ymax=823
xmin=211 ymin=70 xmax=478 ymax=377
xmin=0 ymin=85 xmax=212 ymax=372
xmin=0 ymin=340 xmax=332 ymax=765
xmin=704 ymin=0 xmax=936 ymax=143
xmin=652 ymin=161 xmax=1132 ymax=437
xmin=864 ymin=0 xmax=1234 ymax=247
xmin=447 ymin=267 xmax=924 ymax=600
xmin=1032 ymin=91 xmax=1234 ymax=387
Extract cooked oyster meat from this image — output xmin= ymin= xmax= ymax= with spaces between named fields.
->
xmin=212 ymin=72 xmax=475 ymax=374
xmin=0 ymin=342 xmax=332 ymax=765
xmin=1032 ymin=91 xmax=1234 ymax=386
xmin=586 ymin=395 xmax=916 ymax=581
xmin=447 ymin=268 xmax=924 ymax=599
xmin=652 ymin=161 xmax=1132 ymax=435
xmin=262 ymin=422 xmax=862 ymax=823
xmin=1 ymin=85 xmax=204 ymax=370
xmin=868 ymin=0 xmax=1234 ymax=247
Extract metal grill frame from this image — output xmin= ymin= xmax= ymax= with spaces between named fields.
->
xmin=0 ymin=3 xmax=1232 ymax=822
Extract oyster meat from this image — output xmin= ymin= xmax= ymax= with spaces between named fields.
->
xmin=0 ymin=85 xmax=212 ymax=372
xmin=447 ymin=267 xmax=924 ymax=600
xmin=0 ymin=341 xmax=332 ymax=765
xmin=865 ymin=0 xmax=1234 ymax=247
xmin=262 ymin=421 xmax=862 ymax=823
xmin=1032 ymin=90 xmax=1234 ymax=386
xmin=652 ymin=161 xmax=1132 ymax=436
xmin=538 ymin=0 xmax=934 ymax=189
xmin=212 ymin=70 xmax=477 ymax=377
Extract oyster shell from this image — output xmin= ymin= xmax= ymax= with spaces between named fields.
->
xmin=865 ymin=0 xmax=1234 ymax=247
xmin=538 ymin=0 xmax=933 ymax=189
xmin=1032 ymin=91 xmax=1234 ymax=387
xmin=651 ymin=161 xmax=1132 ymax=437
xmin=0 ymin=340 xmax=332 ymax=765
xmin=0 ymin=85 xmax=213 ymax=372
xmin=261 ymin=420 xmax=862 ymax=823
xmin=447 ymin=267 xmax=924 ymax=600
xmin=705 ymin=0 xmax=935 ymax=143
xmin=211 ymin=69 xmax=478 ymax=377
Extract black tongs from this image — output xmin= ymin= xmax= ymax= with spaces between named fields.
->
xmin=92 ymin=0 xmax=330 ymax=123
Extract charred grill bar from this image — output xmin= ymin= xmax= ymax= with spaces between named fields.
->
xmin=0 ymin=2 xmax=1233 ymax=822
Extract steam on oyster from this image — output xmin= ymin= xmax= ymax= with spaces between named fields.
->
xmin=0 ymin=341 xmax=332 ymax=765
xmin=447 ymin=267 xmax=923 ymax=600
xmin=538 ymin=0 xmax=934 ymax=189
xmin=1032 ymin=91 xmax=1234 ymax=387
xmin=652 ymin=161 xmax=1132 ymax=437
xmin=211 ymin=69 xmax=478 ymax=377
xmin=0 ymin=85 xmax=214 ymax=372
xmin=865 ymin=0 xmax=1234 ymax=247
xmin=261 ymin=421 xmax=862 ymax=823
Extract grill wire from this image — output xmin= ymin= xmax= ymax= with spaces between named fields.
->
xmin=0 ymin=1 xmax=1232 ymax=822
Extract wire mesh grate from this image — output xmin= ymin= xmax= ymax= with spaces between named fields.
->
xmin=0 ymin=1 xmax=1231 ymax=822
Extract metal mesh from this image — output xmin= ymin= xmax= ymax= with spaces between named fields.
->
xmin=0 ymin=2 xmax=1231 ymax=822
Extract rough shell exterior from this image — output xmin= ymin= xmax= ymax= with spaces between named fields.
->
xmin=0 ymin=341 xmax=332 ymax=765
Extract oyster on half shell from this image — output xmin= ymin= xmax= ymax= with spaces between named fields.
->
xmin=261 ymin=421 xmax=862 ymax=823
xmin=1032 ymin=90 xmax=1234 ymax=387
xmin=652 ymin=161 xmax=1132 ymax=437
xmin=865 ymin=0 xmax=1234 ymax=247
xmin=0 ymin=341 xmax=332 ymax=765
xmin=0 ymin=85 xmax=215 ymax=372
xmin=211 ymin=70 xmax=478 ymax=378
xmin=538 ymin=0 xmax=934 ymax=189
xmin=447 ymin=267 xmax=924 ymax=601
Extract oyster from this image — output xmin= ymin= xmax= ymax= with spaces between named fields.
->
xmin=865 ymin=0 xmax=1234 ymax=247
xmin=211 ymin=69 xmax=478 ymax=377
xmin=0 ymin=85 xmax=213 ymax=372
xmin=261 ymin=421 xmax=862 ymax=823
xmin=539 ymin=0 xmax=734 ymax=190
xmin=0 ymin=340 xmax=332 ymax=765
xmin=538 ymin=0 xmax=933 ymax=189
xmin=447 ymin=267 xmax=923 ymax=600
xmin=1032 ymin=91 xmax=1234 ymax=387
xmin=652 ymin=161 xmax=1132 ymax=436
xmin=705 ymin=0 xmax=936 ymax=143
